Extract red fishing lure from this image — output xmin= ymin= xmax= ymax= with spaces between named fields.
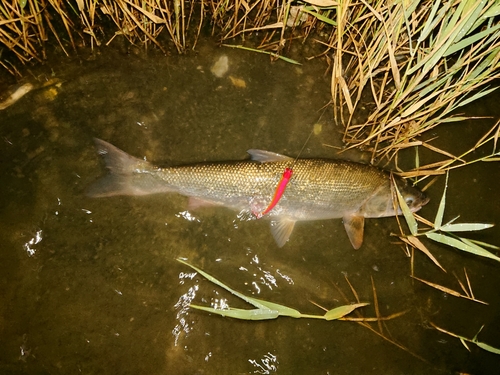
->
xmin=253 ymin=124 xmax=317 ymax=219
xmin=254 ymin=167 xmax=293 ymax=219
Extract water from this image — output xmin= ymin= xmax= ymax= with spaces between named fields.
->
xmin=1 ymin=40 xmax=499 ymax=374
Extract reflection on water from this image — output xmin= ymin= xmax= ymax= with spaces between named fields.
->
xmin=22 ymin=229 xmax=42 ymax=257
xmin=249 ymin=352 xmax=279 ymax=374
xmin=173 ymin=276 xmax=198 ymax=346
xmin=0 ymin=39 xmax=499 ymax=374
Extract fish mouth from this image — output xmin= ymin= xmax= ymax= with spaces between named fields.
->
xmin=409 ymin=192 xmax=430 ymax=213
xmin=420 ymin=192 xmax=430 ymax=207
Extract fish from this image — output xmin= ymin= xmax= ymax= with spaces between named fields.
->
xmin=87 ymin=139 xmax=429 ymax=249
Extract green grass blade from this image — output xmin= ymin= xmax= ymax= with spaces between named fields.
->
xmin=475 ymin=341 xmax=500 ymax=355
xmin=425 ymin=232 xmax=500 ymax=262
xmin=434 ymin=172 xmax=449 ymax=229
xmin=324 ymin=303 xmax=369 ymax=321
xmin=468 ymin=47 xmax=500 ymax=82
xmin=177 ymin=258 xmax=268 ymax=310
xmin=416 ymin=74 xmax=451 ymax=99
xmin=179 ymin=259 xmax=312 ymax=320
xmin=444 ymin=23 xmax=500 ymax=56
xmin=417 ymin=0 xmax=445 ymax=45
xmin=460 ymin=337 xmax=471 ymax=351
xmin=483 ymin=3 xmax=500 ymax=18
xmin=471 ymin=325 xmax=500 ymax=354
xmin=190 ymin=304 xmax=279 ymax=320
xmin=302 ymin=7 xmax=337 ymax=26
xmin=418 ymin=2 xmax=477 ymax=76
xmin=222 ymin=44 xmax=302 ymax=65
xmin=435 ymin=324 xmax=500 ymax=355
xmin=451 ymin=0 xmax=486 ymax=43
xmin=463 ymin=238 xmax=500 ymax=250
xmin=249 ymin=298 xmax=302 ymax=318
xmin=393 ymin=177 xmax=418 ymax=235
xmin=454 ymin=87 xmax=499 ymax=110
xmin=439 ymin=223 xmax=494 ymax=232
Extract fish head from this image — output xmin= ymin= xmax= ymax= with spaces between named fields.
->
xmin=361 ymin=176 xmax=429 ymax=218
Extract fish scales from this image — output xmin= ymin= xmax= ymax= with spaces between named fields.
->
xmin=154 ymin=160 xmax=389 ymax=219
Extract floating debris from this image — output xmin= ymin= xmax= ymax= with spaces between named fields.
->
xmin=287 ymin=6 xmax=308 ymax=27
xmin=0 ymin=82 xmax=34 ymax=110
xmin=210 ymin=55 xmax=229 ymax=78
xmin=229 ymin=75 xmax=246 ymax=88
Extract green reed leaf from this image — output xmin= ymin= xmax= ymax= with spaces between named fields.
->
xmin=460 ymin=337 xmax=471 ymax=351
xmin=454 ymin=87 xmax=499 ymax=110
xmin=249 ymin=298 xmax=303 ymax=318
xmin=475 ymin=341 xmax=500 ymax=355
xmin=417 ymin=0 xmax=445 ymax=45
xmin=324 ymin=303 xmax=369 ymax=321
xmin=425 ymin=232 xmax=500 ymax=262
xmin=222 ymin=44 xmax=302 ymax=65
xmin=439 ymin=223 xmax=494 ymax=232
xmin=434 ymin=171 xmax=449 ymax=229
xmin=462 ymin=238 xmax=500 ymax=250
xmin=444 ymin=23 xmax=500 ymax=56
xmin=482 ymin=3 xmax=500 ymax=18
xmin=393 ymin=177 xmax=418 ymax=236
xmin=190 ymin=304 xmax=280 ymax=320
xmin=302 ymin=7 xmax=337 ymax=25
xmin=177 ymin=258 xmax=268 ymax=310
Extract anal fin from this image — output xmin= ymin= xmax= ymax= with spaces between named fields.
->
xmin=187 ymin=197 xmax=222 ymax=210
xmin=270 ymin=219 xmax=296 ymax=247
xmin=343 ymin=215 xmax=365 ymax=249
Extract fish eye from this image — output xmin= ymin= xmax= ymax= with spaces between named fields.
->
xmin=405 ymin=197 xmax=414 ymax=206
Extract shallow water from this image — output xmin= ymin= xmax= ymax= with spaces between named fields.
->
xmin=1 ymin=40 xmax=499 ymax=374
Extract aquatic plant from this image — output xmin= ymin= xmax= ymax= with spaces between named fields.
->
xmin=176 ymin=258 xmax=369 ymax=321
xmin=393 ymin=171 xmax=499 ymax=265
xmin=431 ymin=323 xmax=500 ymax=355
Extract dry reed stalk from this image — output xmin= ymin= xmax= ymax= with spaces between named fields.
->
xmin=329 ymin=0 xmax=500 ymax=162
xmin=0 ymin=1 xmax=42 ymax=63
xmin=74 ymin=0 xmax=99 ymax=48
xmin=44 ymin=11 xmax=70 ymax=56
xmin=1 ymin=0 xmax=498 ymax=174
xmin=30 ymin=0 xmax=48 ymax=52
xmin=1 ymin=0 xmax=327 ymax=72
xmin=47 ymin=0 xmax=77 ymax=53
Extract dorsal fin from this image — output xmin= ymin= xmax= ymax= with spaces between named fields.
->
xmin=247 ymin=149 xmax=293 ymax=163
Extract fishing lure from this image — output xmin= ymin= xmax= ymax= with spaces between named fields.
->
xmin=254 ymin=167 xmax=293 ymax=219
xmin=253 ymin=121 xmax=317 ymax=219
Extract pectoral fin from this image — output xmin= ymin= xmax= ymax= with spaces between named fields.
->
xmin=270 ymin=219 xmax=296 ymax=247
xmin=343 ymin=215 xmax=365 ymax=249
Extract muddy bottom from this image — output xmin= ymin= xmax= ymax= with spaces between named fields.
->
xmin=1 ymin=40 xmax=499 ymax=374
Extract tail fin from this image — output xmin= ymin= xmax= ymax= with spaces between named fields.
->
xmin=86 ymin=139 xmax=168 ymax=197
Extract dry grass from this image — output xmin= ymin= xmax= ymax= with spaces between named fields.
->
xmin=1 ymin=0 xmax=499 ymax=165
xmin=324 ymin=0 xmax=500 ymax=161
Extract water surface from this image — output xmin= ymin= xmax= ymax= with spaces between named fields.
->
xmin=1 ymin=41 xmax=499 ymax=374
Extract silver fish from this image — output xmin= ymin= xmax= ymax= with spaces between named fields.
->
xmin=87 ymin=139 xmax=429 ymax=248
